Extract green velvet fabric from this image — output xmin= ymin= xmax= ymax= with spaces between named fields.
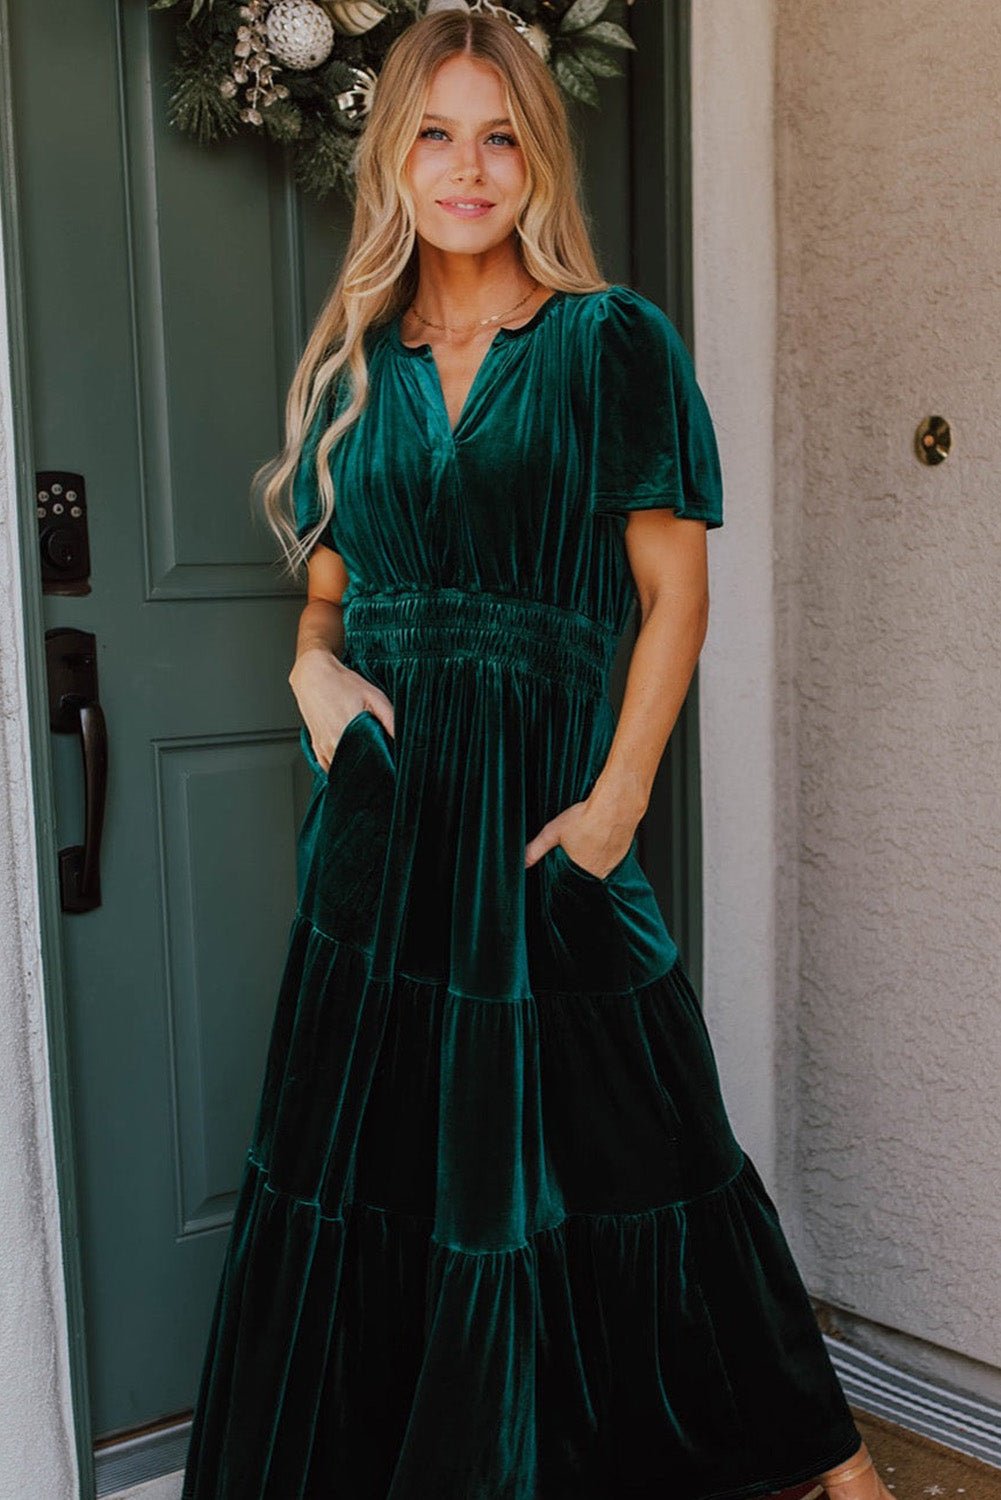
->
xmin=181 ymin=285 xmax=862 ymax=1499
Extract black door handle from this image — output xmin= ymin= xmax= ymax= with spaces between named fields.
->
xmin=46 ymin=628 xmax=108 ymax=912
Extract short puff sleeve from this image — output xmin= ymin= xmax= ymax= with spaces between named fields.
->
xmin=589 ymin=285 xmax=723 ymax=528
xmin=292 ymin=387 xmax=339 ymax=555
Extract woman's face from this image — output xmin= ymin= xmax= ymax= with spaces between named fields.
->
xmin=404 ymin=53 xmax=527 ymax=258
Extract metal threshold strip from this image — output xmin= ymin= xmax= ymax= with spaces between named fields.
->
xmin=94 ymin=1415 xmax=190 ymax=1498
xmin=824 ymin=1333 xmax=1001 ymax=1470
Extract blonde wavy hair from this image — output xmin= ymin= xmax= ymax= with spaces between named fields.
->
xmin=257 ymin=7 xmax=610 ymax=576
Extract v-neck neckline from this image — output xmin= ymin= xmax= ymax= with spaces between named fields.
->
xmin=388 ymin=288 xmax=567 ymax=440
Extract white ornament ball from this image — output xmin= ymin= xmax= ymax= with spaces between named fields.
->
xmin=265 ymin=0 xmax=335 ymax=70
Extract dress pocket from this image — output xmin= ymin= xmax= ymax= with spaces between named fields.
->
xmin=534 ymin=842 xmax=633 ymax=992
xmin=532 ymin=837 xmax=678 ymax=993
xmin=298 ymin=710 xmax=396 ymax=948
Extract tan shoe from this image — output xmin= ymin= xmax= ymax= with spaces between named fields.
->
xmin=819 ymin=1445 xmax=887 ymax=1496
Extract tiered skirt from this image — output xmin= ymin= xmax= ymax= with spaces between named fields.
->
xmin=181 ymin=588 xmax=862 ymax=1499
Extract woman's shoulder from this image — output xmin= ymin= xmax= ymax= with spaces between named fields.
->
xmin=562 ymin=282 xmax=696 ymax=404
xmin=566 ymin=281 xmax=684 ymax=339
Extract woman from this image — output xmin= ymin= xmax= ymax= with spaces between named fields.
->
xmin=181 ymin=10 xmax=892 ymax=1500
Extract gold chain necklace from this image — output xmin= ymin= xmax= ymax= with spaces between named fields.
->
xmin=407 ymin=279 xmax=540 ymax=335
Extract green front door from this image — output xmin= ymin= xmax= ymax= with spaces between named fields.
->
xmin=9 ymin=0 xmax=353 ymax=1442
xmin=7 ymin=0 xmax=695 ymax=1479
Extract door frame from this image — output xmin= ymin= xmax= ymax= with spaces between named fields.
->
xmin=0 ymin=0 xmax=96 ymax=1491
xmin=0 ymin=1 xmax=697 ymax=1492
xmin=627 ymin=0 xmax=704 ymax=993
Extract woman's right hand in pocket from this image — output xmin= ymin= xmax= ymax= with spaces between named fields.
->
xmin=288 ymin=647 xmax=394 ymax=775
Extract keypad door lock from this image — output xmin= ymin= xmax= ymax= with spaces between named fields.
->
xmin=37 ymin=470 xmax=91 ymax=594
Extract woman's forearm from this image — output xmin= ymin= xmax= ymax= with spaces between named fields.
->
xmin=589 ymin=589 xmax=710 ymax=825
xmin=291 ymin=598 xmax=346 ymax=675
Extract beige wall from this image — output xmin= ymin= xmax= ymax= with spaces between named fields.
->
xmin=698 ymin=0 xmax=1001 ymax=1388
xmin=774 ymin=0 xmax=1001 ymax=1373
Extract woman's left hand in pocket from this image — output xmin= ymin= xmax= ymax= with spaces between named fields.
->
xmin=524 ymin=797 xmax=636 ymax=879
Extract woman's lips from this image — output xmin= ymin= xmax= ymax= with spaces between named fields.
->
xmin=436 ymin=199 xmax=494 ymax=218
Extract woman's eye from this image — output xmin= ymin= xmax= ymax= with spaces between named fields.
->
xmin=417 ymin=128 xmax=518 ymax=147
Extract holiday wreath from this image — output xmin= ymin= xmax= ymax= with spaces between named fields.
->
xmin=149 ymin=0 xmax=638 ymax=200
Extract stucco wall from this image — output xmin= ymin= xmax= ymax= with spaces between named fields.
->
xmin=0 ymin=242 xmax=79 ymax=1494
xmin=772 ymin=0 xmax=1001 ymax=1367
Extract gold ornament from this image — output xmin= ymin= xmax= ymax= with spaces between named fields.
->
xmin=324 ymin=1 xmax=389 ymax=34
xmin=226 ymin=0 xmax=288 ymax=124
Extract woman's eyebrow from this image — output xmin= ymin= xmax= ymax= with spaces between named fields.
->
xmin=421 ymin=113 xmax=514 ymax=128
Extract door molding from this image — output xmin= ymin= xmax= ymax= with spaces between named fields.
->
xmin=0 ymin=0 xmax=96 ymax=1491
xmin=626 ymin=0 xmax=704 ymax=992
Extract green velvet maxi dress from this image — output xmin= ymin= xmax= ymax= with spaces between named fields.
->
xmin=180 ymin=283 xmax=863 ymax=1500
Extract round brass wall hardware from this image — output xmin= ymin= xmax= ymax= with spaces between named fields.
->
xmin=915 ymin=414 xmax=951 ymax=465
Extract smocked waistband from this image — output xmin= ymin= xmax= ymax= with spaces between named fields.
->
xmin=343 ymin=587 xmax=618 ymax=697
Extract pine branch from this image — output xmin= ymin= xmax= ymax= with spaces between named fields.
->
xmin=166 ymin=55 xmax=241 ymax=140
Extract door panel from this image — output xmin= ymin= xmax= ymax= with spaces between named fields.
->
xmin=160 ymin=735 xmax=302 ymax=1236
xmin=120 ymin=5 xmax=312 ymax=595
xmin=10 ymin=0 xmax=633 ymax=1448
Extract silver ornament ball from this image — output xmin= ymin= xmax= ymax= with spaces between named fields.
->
xmin=265 ymin=0 xmax=335 ymax=70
